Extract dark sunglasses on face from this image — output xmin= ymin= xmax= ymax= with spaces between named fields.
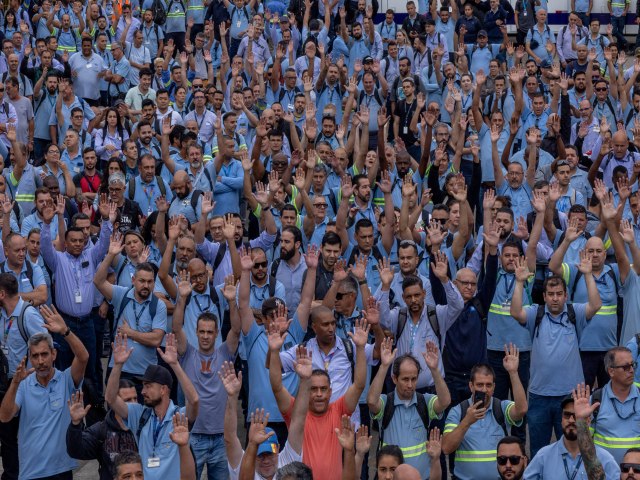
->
xmin=621 ymin=463 xmax=640 ymax=473
xmin=253 ymin=261 xmax=268 ymax=269
xmin=497 ymin=456 xmax=524 ymax=466
xmin=595 ymin=87 xmax=608 ymax=92
xmin=336 ymin=291 xmax=352 ymax=300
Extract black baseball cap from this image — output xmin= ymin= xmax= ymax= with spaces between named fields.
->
xmin=140 ymin=365 xmax=173 ymax=388
xmin=560 ymin=395 xmax=574 ymax=410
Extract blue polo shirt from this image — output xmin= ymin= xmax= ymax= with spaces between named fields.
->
xmin=444 ymin=397 xmax=521 ymax=480
xmin=0 ymin=260 xmax=46 ymax=295
xmin=125 ymin=175 xmax=174 ymax=216
xmin=168 ymin=190 xmax=203 ymax=226
xmin=496 ymin=182 xmax=533 ymax=222
xmin=524 ymin=436 xmax=619 ymax=479
xmin=16 ymin=368 xmax=80 ymax=479
xmin=0 ymin=299 xmax=46 ymax=376
xmin=242 ymin=315 xmax=304 ymax=423
xmin=183 ymin=283 xmax=224 ymax=349
xmin=373 ymin=391 xmax=441 ymax=479
xmin=109 ymin=285 xmax=168 ymax=375
xmin=524 ymin=303 xmax=587 ymax=396
xmin=126 ymin=401 xmax=186 ymax=480
xmin=487 ymin=271 xmax=533 ymax=352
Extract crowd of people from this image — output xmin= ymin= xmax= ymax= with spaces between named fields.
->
xmin=1 ymin=0 xmax=640 ymax=479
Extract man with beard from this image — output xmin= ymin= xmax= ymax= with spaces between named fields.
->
xmin=167 ymin=170 xmax=203 ymax=226
xmin=337 ymin=175 xmax=378 ymax=247
xmin=179 ymin=143 xmax=216 ymax=194
xmin=133 ymin=118 xmax=162 ymax=163
xmin=94 ymin=235 xmax=168 ymax=390
xmin=0 ymin=307 xmax=88 ymax=480
xmin=272 ymin=226 xmax=307 ymax=312
xmin=183 ymin=87 xmax=217 ymax=145
xmin=32 ymin=71 xmax=59 ymax=162
xmin=524 ymin=395 xmax=619 ymax=478
xmin=125 ymin=154 xmax=171 ymax=217
xmin=496 ymin=437 xmax=528 ymax=480
xmin=172 ymin=271 xmax=239 ymax=479
xmin=589 ymin=131 xmax=640 ymax=190
xmin=316 ymin=61 xmax=346 ymax=125
xmin=211 ymin=122 xmax=244 ymax=216
xmin=195 ymin=194 xmax=275 ymax=287
xmin=302 ymin=232 xmax=342 ymax=300
xmin=101 ymin=172 xmax=144 ymax=234
xmin=105 ymin=332 xmax=199 ymax=480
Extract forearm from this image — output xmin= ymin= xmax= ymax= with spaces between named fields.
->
xmin=172 ymin=362 xmax=199 ymax=418
xmin=508 ymin=370 xmax=527 ymax=420
xmin=126 ymin=330 xmax=164 ymax=347
xmin=431 ymin=368 xmax=451 ymax=412
xmin=577 ymin=419 xmax=605 ymax=480
xmin=238 ymin=443 xmax=258 ymax=480
xmin=367 ymin=363 xmax=388 ymax=413
xmin=0 ymin=382 xmax=18 ymax=422
xmin=178 ymin=443 xmax=196 ymax=480
xmin=442 ymin=424 xmax=470 ymax=454
xmin=510 ymin=282 xmax=527 ymax=324
xmin=105 ymin=363 xmax=123 ymax=406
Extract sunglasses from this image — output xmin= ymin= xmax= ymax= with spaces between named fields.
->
xmin=314 ymin=203 xmax=328 ymax=209
xmin=193 ymin=85 xmax=204 ymax=89
xmin=620 ymin=463 xmax=640 ymax=473
xmin=497 ymin=456 xmax=524 ymax=466
xmin=595 ymin=87 xmax=608 ymax=92
xmin=562 ymin=411 xmax=576 ymax=420
xmin=611 ymin=362 xmax=637 ymax=372
xmin=253 ymin=261 xmax=268 ymax=268
xmin=336 ymin=291 xmax=353 ymax=300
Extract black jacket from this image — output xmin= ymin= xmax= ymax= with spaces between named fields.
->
xmin=66 ymin=410 xmax=138 ymax=480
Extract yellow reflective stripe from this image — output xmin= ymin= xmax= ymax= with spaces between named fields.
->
xmin=443 ymin=423 xmax=458 ymax=434
xmin=594 ymin=436 xmax=640 ymax=449
xmin=380 ymin=442 xmax=427 ymax=459
xmin=455 ymin=450 xmax=497 ymax=462
xmin=187 ymin=5 xmax=204 ymax=9
xmin=427 ymin=395 xmax=438 ymax=419
xmin=15 ymin=194 xmax=34 ymax=200
xmin=604 ymin=237 xmax=612 ymax=250
xmin=167 ymin=12 xmax=185 ymax=17
xmin=594 ymin=305 xmax=618 ymax=315
xmin=505 ymin=402 xmax=515 ymax=425
xmin=9 ymin=172 xmax=18 ymax=187
xmin=562 ymin=263 xmax=570 ymax=286
xmin=252 ymin=204 xmax=262 ymax=219
xmin=489 ymin=304 xmax=511 ymax=315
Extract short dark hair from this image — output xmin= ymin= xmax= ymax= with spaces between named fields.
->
xmin=196 ymin=312 xmax=219 ymax=330
xmin=543 ymin=274 xmax=567 ymax=293
xmin=402 ymin=275 xmax=423 ymax=292
xmin=321 ymin=232 xmax=342 ymax=248
xmin=135 ymin=262 xmax=156 ymax=276
xmin=277 ymin=462 xmax=313 ymax=480
xmin=0 ymin=273 xmax=18 ymax=296
xmin=65 ymin=226 xmax=85 ymax=240
xmin=114 ymin=451 xmax=142 ymax=474
xmin=119 ymin=379 xmax=136 ymax=390
xmin=470 ymin=363 xmax=495 ymax=383
xmin=376 ymin=444 xmax=404 ymax=465
xmin=282 ymin=226 xmax=302 ymax=246
xmin=354 ymin=218 xmax=374 ymax=234
xmin=311 ymin=369 xmax=331 ymax=383
xmin=497 ymin=436 xmax=526 ymax=457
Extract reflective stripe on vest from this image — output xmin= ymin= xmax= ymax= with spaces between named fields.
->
xmin=455 ymin=450 xmax=497 ymax=462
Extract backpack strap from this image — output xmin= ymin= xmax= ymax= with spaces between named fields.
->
xmin=16 ymin=302 xmax=32 ymax=344
xmin=470 ymin=296 xmax=487 ymax=324
xmin=136 ymin=407 xmax=153 ymax=443
xmin=271 ymin=258 xmax=281 ymax=279
xmin=395 ymin=307 xmax=408 ymax=346
xmin=380 ymin=390 xmax=396 ymax=445
xmin=202 ymin=168 xmax=214 ymax=192
xmin=115 ymin=257 xmax=130 ymax=286
xmin=491 ymin=397 xmax=507 ymax=436
xmin=190 ymin=190 xmax=203 ymax=219
xmin=426 ymin=304 xmax=441 ymax=347
xmin=591 ymin=387 xmax=603 ymax=429
xmin=534 ymin=304 xmax=546 ymax=337
xmin=212 ymin=242 xmax=227 ymax=272
xmin=415 ymin=393 xmax=431 ymax=431
xmin=114 ymin=287 xmax=135 ymax=336
xmin=341 ymin=337 xmax=355 ymax=382
xmin=268 ymin=276 xmax=276 ymax=298
xmin=327 ymin=189 xmax=338 ymax=213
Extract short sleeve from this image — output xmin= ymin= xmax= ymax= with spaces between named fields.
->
xmin=125 ymin=402 xmax=146 ymax=429
xmin=14 ymin=379 xmax=25 ymax=411
xmin=444 ymin=405 xmax=461 ymax=434
xmin=151 ymin=300 xmax=168 ymax=332
xmin=372 ymin=393 xmax=388 ymax=421
xmin=30 ymin=263 xmax=46 ymax=288
xmin=111 ymin=285 xmax=128 ymax=313
xmin=280 ymin=344 xmax=297 ymax=373
xmin=502 ymin=399 xmax=523 ymax=427
xmin=423 ymin=393 xmax=442 ymax=420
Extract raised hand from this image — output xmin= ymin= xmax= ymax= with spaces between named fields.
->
xmin=169 ymin=412 xmax=190 ymax=446
xmin=218 ymin=361 xmax=242 ymax=397
xmin=422 ymin=340 xmax=440 ymax=371
xmin=379 ymin=336 xmax=396 ymax=367
xmin=157 ymin=333 xmax=178 ymax=366
xmin=483 ymin=221 xmax=502 ymax=248
xmin=355 ymin=424 xmax=372 ymax=455
xmin=426 ymin=428 xmax=442 ymax=459
xmin=531 ymin=189 xmax=546 ymax=213
xmin=267 ymin=315 xmax=288 ymax=352
xmin=222 ymin=214 xmax=236 ymax=241
xmin=39 ymin=304 xmax=68 ymax=335
xmin=513 ymin=256 xmax=530 ymax=282
xmin=376 ymin=169 xmax=393 ymax=194
xmin=362 ymin=296 xmax=379 ymax=326
xmin=112 ymin=332 xmax=133 ymax=366
xmin=253 ymin=182 xmax=271 ymax=208
xmin=349 ymin=254 xmax=367 ymax=281
xmin=620 ymin=219 xmax=636 ymax=244
xmin=572 ymin=383 xmax=599 ymax=420
xmin=502 ymin=343 xmax=520 ymax=374
xmin=577 ymin=248 xmax=593 ymax=275
xmin=378 ymin=256 xmax=395 ymax=286
xmin=108 ymin=231 xmax=124 ymax=256
xmin=248 ymin=409 xmax=274 ymax=446
xmin=155 ymin=195 xmax=169 ymax=213
xmin=239 ymin=246 xmax=254 ymax=271
xmin=348 ymin=317 xmax=370 ymax=348
xmin=430 ymin=250 xmax=449 ymax=282
xmin=303 ymin=244 xmax=320 ymax=269
xmin=294 ymin=345 xmax=313 ymax=379
xmin=177 ymin=270 xmax=193 ymax=299
xmin=483 ymin=188 xmax=496 ymax=211
xmin=67 ymin=391 xmax=91 ymax=425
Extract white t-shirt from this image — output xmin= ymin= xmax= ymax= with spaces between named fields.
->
xmin=228 ymin=440 xmax=302 ymax=480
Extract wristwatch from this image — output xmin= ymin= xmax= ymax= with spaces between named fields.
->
xmin=358 ymin=279 xmax=367 ymax=285
xmin=62 ymin=328 xmax=71 ymax=338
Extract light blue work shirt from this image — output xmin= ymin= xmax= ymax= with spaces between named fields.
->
xmin=0 ymin=260 xmax=46 ymax=295
xmin=524 ymin=436 xmax=620 ymax=479
xmin=125 ymin=401 xmax=187 ymax=480
xmin=16 ymin=368 xmax=81 ymax=480
xmin=487 ymin=271 xmax=533 ymax=352
xmin=168 ymin=190 xmax=203 ymax=226
xmin=212 ymin=159 xmax=244 ymax=216
xmin=0 ymin=299 xmax=46 ymax=376
xmin=109 ymin=285 xmax=168 ymax=375
xmin=524 ymin=303 xmax=588 ymax=396
xmin=243 ymin=315 xmax=305 ymax=422
xmin=125 ymin=175 xmax=174 ymax=216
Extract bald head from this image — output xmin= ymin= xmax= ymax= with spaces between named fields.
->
xmin=173 ymin=170 xmax=189 ymax=184
xmin=393 ymin=464 xmax=421 ymax=480
xmin=613 ymin=131 xmax=629 ymax=145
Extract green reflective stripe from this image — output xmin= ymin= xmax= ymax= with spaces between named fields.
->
xmin=594 ymin=435 xmax=640 ymax=449
xmin=604 ymin=237 xmax=612 ymax=250
xmin=57 ymin=46 xmax=77 ymax=52
xmin=167 ymin=12 xmax=185 ymax=17
xmin=455 ymin=450 xmax=497 ymax=462
xmin=443 ymin=423 xmax=458 ymax=434
xmin=9 ymin=172 xmax=18 ymax=187
xmin=427 ymin=395 xmax=438 ymax=420
xmin=252 ymin=204 xmax=262 ymax=219
xmin=373 ymin=198 xmax=385 ymax=205
xmin=562 ymin=263 xmax=571 ymax=286
xmin=505 ymin=402 xmax=515 ymax=425
xmin=187 ymin=5 xmax=204 ymax=8
xmin=15 ymin=194 xmax=34 ymax=200
xmin=380 ymin=442 xmax=427 ymax=459
xmin=489 ymin=304 xmax=511 ymax=315
xmin=594 ymin=306 xmax=618 ymax=315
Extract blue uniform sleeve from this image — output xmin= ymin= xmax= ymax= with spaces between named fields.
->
xmin=443 ymin=405 xmax=461 ymax=434
xmin=151 ymin=299 xmax=168 ymax=332
xmin=30 ymin=263 xmax=46 ymax=288
xmin=501 ymin=399 xmax=523 ymax=427
xmin=125 ymin=402 xmax=145 ymax=428
xmin=279 ymin=344 xmax=297 ymax=373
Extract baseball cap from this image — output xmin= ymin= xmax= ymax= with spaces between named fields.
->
xmin=141 ymin=364 xmax=173 ymax=388
xmin=256 ymin=428 xmax=279 ymax=456
xmin=560 ymin=395 xmax=574 ymax=410
xmin=279 ymin=15 xmax=289 ymax=22
xmin=477 ymin=30 xmax=488 ymax=37
xmin=363 ymin=55 xmax=374 ymax=63
xmin=539 ymin=59 xmax=552 ymax=68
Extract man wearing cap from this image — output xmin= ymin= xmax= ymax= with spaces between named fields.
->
xmin=467 ymin=30 xmax=500 ymax=75
xmin=524 ymin=394 xmax=619 ymax=477
xmin=106 ymin=332 xmax=199 ymax=480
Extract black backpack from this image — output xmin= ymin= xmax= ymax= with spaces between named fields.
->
xmin=459 ymin=397 xmax=507 ymax=435
xmin=379 ymin=390 xmax=430 ymax=446
xmin=111 ymin=288 xmax=159 ymax=340
xmin=169 ymin=189 xmax=204 ymax=221
xmin=0 ymin=261 xmax=34 ymax=289
xmin=151 ymin=0 xmax=167 ymax=25
xmin=534 ymin=304 xmax=576 ymax=337
xmin=0 ymin=303 xmax=36 ymax=396
xmin=395 ymin=305 xmax=440 ymax=347
xmin=127 ymin=176 xmax=167 ymax=202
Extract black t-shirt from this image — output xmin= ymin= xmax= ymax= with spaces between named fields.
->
xmin=92 ymin=198 xmax=143 ymax=233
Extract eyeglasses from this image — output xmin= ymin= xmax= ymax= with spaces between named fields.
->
xmin=47 ymin=149 xmax=60 ymax=155
xmin=253 ymin=261 xmax=268 ymax=269
xmin=314 ymin=203 xmax=328 ymax=209
xmin=595 ymin=87 xmax=608 ymax=92
xmin=193 ymin=85 xmax=204 ymax=89
xmin=562 ymin=411 xmax=576 ymax=420
xmin=496 ymin=456 xmax=524 ymax=466
xmin=0 ymin=88 xmax=5 ymax=93
xmin=611 ymin=362 xmax=637 ymax=372
xmin=456 ymin=280 xmax=477 ymax=288
xmin=108 ymin=187 xmax=124 ymax=193
xmin=191 ymin=272 xmax=207 ymax=281
xmin=620 ymin=463 xmax=640 ymax=473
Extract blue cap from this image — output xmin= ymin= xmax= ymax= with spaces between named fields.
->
xmin=256 ymin=428 xmax=279 ymax=456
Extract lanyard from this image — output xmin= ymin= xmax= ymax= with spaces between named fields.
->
xmin=193 ymin=294 xmax=212 ymax=313
xmin=194 ymin=112 xmax=206 ymax=130
xmin=403 ymin=99 xmax=416 ymax=126
xmin=70 ymin=258 xmax=82 ymax=292
xmin=151 ymin=415 xmax=168 ymax=454
xmin=132 ymin=302 xmax=147 ymax=330
xmin=408 ymin=320 xmax=420 ymax=351
xmin=3 ymin=316 xmax=13 ymax=344
xmin=562 ymin=455 xmax=583 ymax=480
xmin=501 ymin=274 xmax=515 ymax=297
xmin=319 ymin=346 xmax=338 ymax=371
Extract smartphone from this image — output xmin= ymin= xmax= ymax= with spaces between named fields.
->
xmin=473 ymin=391 xmax=486 ymax=406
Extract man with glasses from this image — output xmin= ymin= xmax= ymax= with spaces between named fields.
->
xmin=104 ymin=172 xmax=144 ymax=233
xmin=579 ymin=347 xmax=640 ymax=464
xmin=184 ymin=88 xmax=217 ymax=144
xmin=496 ymin=437 xmax=528 ymax=480
xmin=524 ymin=394 xmax=619 ymax=477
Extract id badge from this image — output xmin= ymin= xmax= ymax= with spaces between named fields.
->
xmin=236 ymin=20 xmax=241 ymax=28
xmin=75 ymin=291 xmax=82 ymax=303
xmin=147 ymin=457 xmax=160 ymax=468
xmin=403 ymin=126 xmax=408 ymax=134
xmin=147 ymin=205 xmax=153 ymax=216
xmin=502 ymin=300 xmax=511 ymax=308
xmin=594 ymin=125 xmax=600 ymax=133
xmin=86 ymin=63 xmax=92 ymax=69
xmin=287 ymin=103 xmax=294 ymax=112
xmin=523 ymin=11 xmax=527 ymax=16
xmin=1 ymin=345 xmax=8 ymax=356
xmin=74 ymin=166 xmax=81 ymax=173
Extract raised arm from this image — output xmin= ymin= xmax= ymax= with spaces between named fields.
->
xmin=573 ymin=383 xmax=606 ymax=480
xmin=509 ymin=256 xmax=531 ymax=325
xmin=344 ymin=318 xmax=369 ymax=412
xmin=104 ymin=332 xmax=133 ymax=419
xmin=93 ymin=230 xmax=124 ymax=302
xmin=158 ymin=334 xmax=199 ymax=421
xmin=220 ymin=361 xmax=244 ymax=470
xmin=171 ymin=271 xmax=192 ymax=357
xmin=578 ymin=250 xmax=602 ymax=319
